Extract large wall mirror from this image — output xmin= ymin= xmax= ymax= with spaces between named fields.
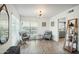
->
xmin=0 ymin=4 xmax=9 ymax=44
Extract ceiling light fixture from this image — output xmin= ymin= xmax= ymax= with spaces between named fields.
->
xmin=39 ymin=10 xmax=42 ymax=16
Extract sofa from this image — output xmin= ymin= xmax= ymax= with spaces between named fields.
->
xmin=4 ymin=46 xmax=20 ymax=54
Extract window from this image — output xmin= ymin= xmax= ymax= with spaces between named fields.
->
xmin=22 ymin=21 xmax=38 ymax=35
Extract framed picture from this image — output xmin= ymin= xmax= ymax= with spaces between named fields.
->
xmin=51 ymin=21 xmax=54 ymax=26
xmin=42 ymin=22 xmax=46 ymax=27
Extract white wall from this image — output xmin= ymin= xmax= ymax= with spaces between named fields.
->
xmin=50 ymin=17 xmax=59 ymax=41
xmin=50 ymin=5 xmax=79 ymax=50
xmin=11 ymin=15 xmax=20 ymax=46
xmin=0 ymin=4 xmax=20 ymax=53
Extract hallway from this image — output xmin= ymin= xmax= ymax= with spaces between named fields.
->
xmin=20 ymin=39 xmax=69 ymax=54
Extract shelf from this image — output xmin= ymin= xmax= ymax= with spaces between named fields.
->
xmin=67 ymin=39 xmax=77 ymax=43
xmin=64 ymin=46 xmax=76 ymax=52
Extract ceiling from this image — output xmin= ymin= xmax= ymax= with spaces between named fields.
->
xmin=13 ymin=4 xmax=78 ymax=18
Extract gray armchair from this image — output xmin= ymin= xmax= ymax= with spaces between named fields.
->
xmin=43 ymin=31 xmax=53 ymax=40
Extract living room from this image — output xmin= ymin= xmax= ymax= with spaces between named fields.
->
xmin=0 ymin=4 xmax=79 ymax=54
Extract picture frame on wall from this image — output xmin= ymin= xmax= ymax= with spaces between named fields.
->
xmin=42 ymin=22 xmax=46 ymax=27
xmin=51 ymin=21 xmax=54 ymax=26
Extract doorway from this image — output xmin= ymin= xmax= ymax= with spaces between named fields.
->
xmin=58 ymin=17 xmax=66 ymax=41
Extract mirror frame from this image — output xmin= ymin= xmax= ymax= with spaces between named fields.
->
xmin=0 ymin=4 xmax=9 ymax=44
